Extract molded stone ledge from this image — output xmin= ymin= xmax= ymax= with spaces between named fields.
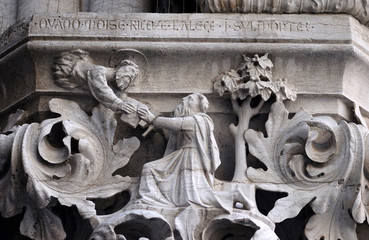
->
xmin=2 ymin=12 xmax=369 ymax=54
xmin=0 ymin=42 xmax=362 ymax=122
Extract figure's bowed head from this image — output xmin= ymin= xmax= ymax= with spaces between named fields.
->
xmin=115 ymin=60 xmax=139 ymax=91
xmin=172 ymin=93 xmax=209 ymax=117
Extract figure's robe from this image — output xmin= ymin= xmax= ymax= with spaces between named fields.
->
xmin=87 ymin=66 xmax=124 ymax=112
xmin=137 ymin=113 xmax=228 ymax=210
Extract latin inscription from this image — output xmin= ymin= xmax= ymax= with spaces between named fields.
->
xmin=225 ymin=19 xmax=313 ymax=32
xmin=35 ymin=16 xmax=313 ymax=34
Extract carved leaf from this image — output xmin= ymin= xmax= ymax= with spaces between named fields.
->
xmin=274 ymin=78 xmax=297 ymax=102
xmin=2 ymin=109 xmax=27 ymax=132
xmin=245 ymin=102 xmax=364 ymax=239
xmin=246 ymin=102 xmax=312 ymax=182
xmin=203 ymin=211 xmax=279 ymax=240
xmin=268 ymin=191 xmax=309 ymax=222
xmin=352 ymin=188 xmax=369 ymax=225
xmin=90 ymin=104 xmax=117 ymax=146
xmin=352 ymin=169 xmax=369 ymax=225
xmin=245 ymin=105 xmax=314 ymax=220
xmin=0 ymin=125 xmax=29 ymax=218
xmin=91 ymin=210 xmax=174 ymax=240
xmin=241 ymin=53 xmax=273 ymax=81
xmin=20 ymin=206 xmax=66 ymax=240
xmin=305 ymin=188 xmax=357 ymax=240
xmin=213 ymin=70 xmax=241 ymax=96
xmin=113 ymin=137 xmax=141 ymax=167
xmin=242 ymin=80 xmax=277 ymax=101
xmin=8 ymin=98 xmax=141 ymax=240
xmin=0 ymin=132 xmax=14 ymax=178
xmin=0 ymin=112 xmax=29 ymax=218
xmin=57 ymin=195 xmax=97 ymax=219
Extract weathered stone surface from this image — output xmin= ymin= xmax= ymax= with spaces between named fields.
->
xmin=17 ymin=0 xmax=79 ymax=21
xmin=89 ymin=0 xmax=152 ymax=13
xmin=2 ymin=53 xmax=369 ymax=239
xmin=0 ymin=0 xmax=17 ymax=33
xmin=1 ymin=13 xmax=369 ymax=123
xmin=24 ymin=13 xmax=359 ymax=43
xmin=199 ymin=0 xmax=369 ymax=27
xmin=0 ymin=98 xmax=140 ymax=240
xmin=1 ymin=2 xmax=369 ymax=239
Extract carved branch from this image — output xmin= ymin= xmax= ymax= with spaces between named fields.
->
xmin=214 ymin=53 xmax=295 ymax=182
xmin=232 ymin=96 xmax=265 ymax=181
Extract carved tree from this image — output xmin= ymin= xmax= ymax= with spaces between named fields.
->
xmin=214 ymin=53 xmax=296 ymax=181
xmin=2 ymin=51 xmax=369 ymax=240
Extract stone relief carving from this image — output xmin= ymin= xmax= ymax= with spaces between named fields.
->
xmin=90 ymin=92 xmax=278 ymax=240
xmin=89 ymin=0 xmax=152 ymax=13
xmin=246 ymin=102 xmax=369 ymax=240
xmin=212 ymin=53 xmax=369 ymax=240
xmin=198 ymin=0 xmax=369 ymax=27
xmin=213 ymin=53 xmax=297 ymax=181
xmin=1 ymin=50 xmax=369 ymax=239
xmin=0 ymin=98 xmax=140 ymax=240
xmin=53 ymin=48 xmax=151 ymax=131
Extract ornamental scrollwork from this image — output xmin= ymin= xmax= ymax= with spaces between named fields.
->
xmin=1 ymin=50 xmax=369 ymax=240
xmin=0 ymin=99 xmax=140 ymax=240
xmin=246 ymin=102 xmax=369 ymax=240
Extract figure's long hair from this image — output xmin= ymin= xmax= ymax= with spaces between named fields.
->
xmin=172 ymin=93 xmax=209 ymax=117
xmin=197 ymin=93 xmax=209 ymax=113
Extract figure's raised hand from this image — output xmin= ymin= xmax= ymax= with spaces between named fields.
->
xmin=138 ymin=108 xmax=155 ymax=123
xmin=119 ymin=102 xmax=136 ymax=114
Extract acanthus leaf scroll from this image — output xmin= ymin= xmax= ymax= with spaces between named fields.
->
xmin=0 ymin=98 xmax=140 ymax=240
xmin=245 ymin=102 xmax=369 ymax=240
xmin=2 ymin=49 xmax=369 ymax=240
xmin=214 ymin=52 xmax=369 ymax=239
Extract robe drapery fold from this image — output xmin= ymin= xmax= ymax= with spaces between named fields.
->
xmin=137 ymin=113 xmax=228 ymax=210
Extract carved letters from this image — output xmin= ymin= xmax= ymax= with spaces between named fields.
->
xmin=33 ymin=15 xmax=313 ymax=34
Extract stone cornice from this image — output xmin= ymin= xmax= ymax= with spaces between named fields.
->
xmin=1 ymin=13 xmax=369 ymax=121
xmin=1 ymin=12 xmax=368 ymax=56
